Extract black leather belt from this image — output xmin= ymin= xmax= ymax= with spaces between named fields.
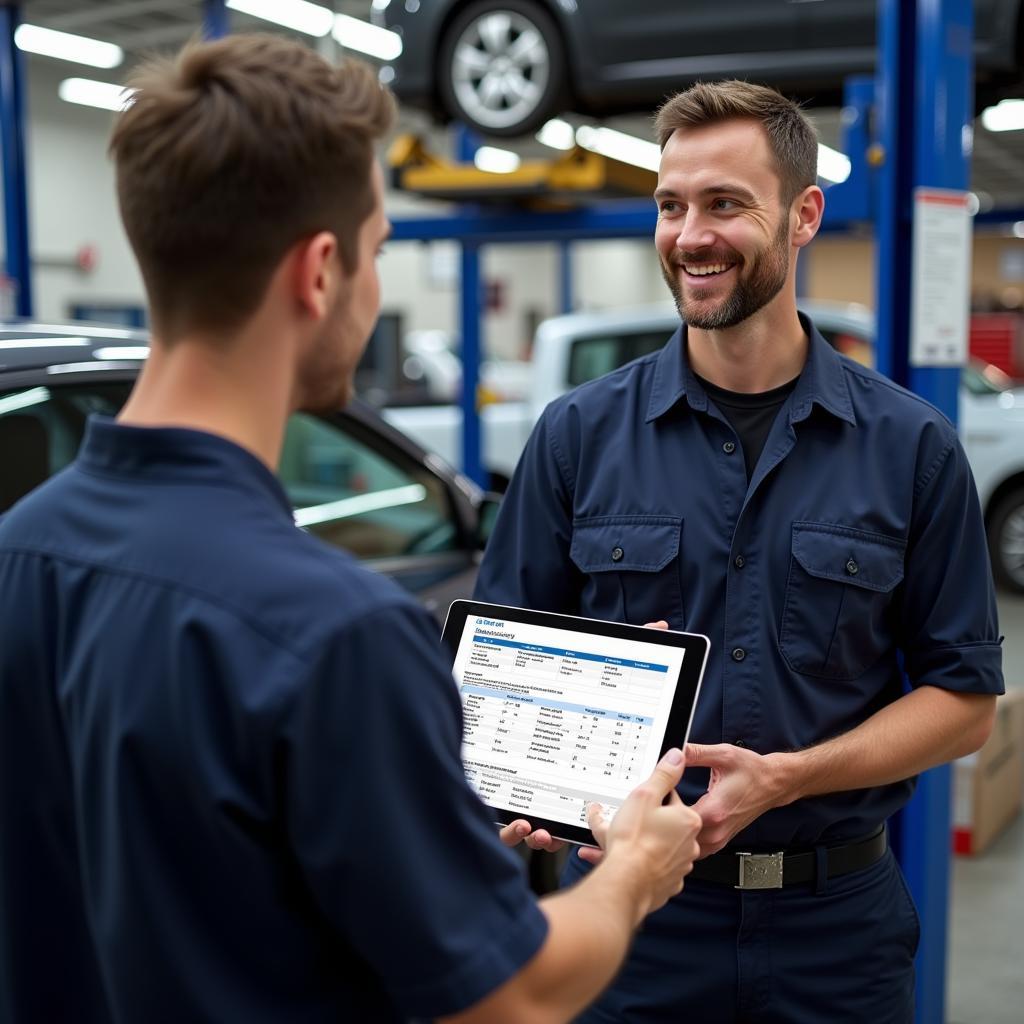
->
xmin=689 ymin=828 xmax=887 ymax=889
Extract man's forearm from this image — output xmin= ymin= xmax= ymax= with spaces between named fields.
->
xmin=774 ymin=685 xmax=996 ymax=805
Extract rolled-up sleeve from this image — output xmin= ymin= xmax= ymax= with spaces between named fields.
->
xmin=899 ymin=424 xmax=1003 ymax=695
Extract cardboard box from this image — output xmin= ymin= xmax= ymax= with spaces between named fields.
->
xmin=952 ymin=690 xmax=1024 ymax=856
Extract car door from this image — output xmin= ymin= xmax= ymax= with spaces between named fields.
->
xmin=0 ymin=371 xmax=481 ymax=614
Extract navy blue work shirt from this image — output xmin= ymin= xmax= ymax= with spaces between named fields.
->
xmin=0 ymin=418 xmax=546 ymax=1024
xmin=476 ymin=317 xmax=1004 ymax=849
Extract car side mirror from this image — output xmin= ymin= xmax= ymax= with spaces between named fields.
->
xmin=475 ymin=492 xmax=503 ymax=550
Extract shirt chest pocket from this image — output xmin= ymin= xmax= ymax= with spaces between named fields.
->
xmin=569 ymin=516 xmax=685 ymax=628
xmin=779 ymin=522 xmax=905 ymax=680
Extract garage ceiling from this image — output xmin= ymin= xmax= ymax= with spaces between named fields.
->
xmin=16 ymin=0 xmax=1024 ymax=216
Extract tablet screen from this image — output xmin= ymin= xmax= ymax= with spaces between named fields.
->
xmin=450 ymin=608 xmax=692 ymax=839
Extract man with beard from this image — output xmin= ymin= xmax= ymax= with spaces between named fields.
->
xmin=0 ymin=34 xmax=705 ymax=1024
xmin=477 ymin=80 xmax=1003 ymax=1022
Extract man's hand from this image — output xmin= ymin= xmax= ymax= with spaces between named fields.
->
xmin=684 ymin=742 xmax=791 ymax=857
xmin=595 ymin=748 xmax=701 ymax=916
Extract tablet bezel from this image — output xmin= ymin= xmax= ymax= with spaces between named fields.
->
xmin=442 ymin=599 xmax=709 ymax=848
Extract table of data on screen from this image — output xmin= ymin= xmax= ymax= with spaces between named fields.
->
xmin=455 ymin=627 xmax=677 ymax=827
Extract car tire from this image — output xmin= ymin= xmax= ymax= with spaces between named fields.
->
xmin=988 ymin=486 xmax=1024 ymax=594
xmin=438 ymin=0 xmax=566 ymax=138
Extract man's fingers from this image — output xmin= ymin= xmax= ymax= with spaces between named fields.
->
xmin=524 ymin=829 xmax=557 ymax=851
xmin=587 ymin=802 xmax=610 ymax=848
xmin=578 ymin=845 xmax=605 ymax=865
xmin=636 ymin=747 xmax=685 ymax=802
xmin=498 ymin=820 xmax=531 ymax=847
xmin=642 ymin=620 xmax=669 ymax=630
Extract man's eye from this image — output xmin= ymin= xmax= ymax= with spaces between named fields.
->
xmin=712 ymin=199 xmax=737 ymax=211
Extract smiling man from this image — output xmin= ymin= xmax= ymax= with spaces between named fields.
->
xmin=477 ymin=80 xmax=1004 ymax=1022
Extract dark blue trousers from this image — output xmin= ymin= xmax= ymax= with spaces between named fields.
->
xmin=564 ymin=848 xmax=919 ymax=1024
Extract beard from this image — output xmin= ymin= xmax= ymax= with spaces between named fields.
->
xmin=660 ymin=213 xmax=791 ymax=330
xmin=296 ymin=294 xmax=359 ymax=414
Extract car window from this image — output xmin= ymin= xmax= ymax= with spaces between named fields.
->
xmin=279 ymin=412 xmax=458 ymax=558
xmin=567 ymin=330 xmax=671 ymax=387
xmin=1 ymin=383 xmax=459 ymax=561
xmin=0 ymin=382 xmax=132 ymax=512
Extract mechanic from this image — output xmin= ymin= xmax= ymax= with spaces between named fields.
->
xmin=478 ymin=79 xmax=1004 ymax=1023
xmin=0 ymin=34 xmax=703 ymax=1024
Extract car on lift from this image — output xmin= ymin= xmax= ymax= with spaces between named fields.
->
xmin=0 ymin=323 xmax=494 ymax=619
xmin=373 ymin=0 xmax=1024 ymax=137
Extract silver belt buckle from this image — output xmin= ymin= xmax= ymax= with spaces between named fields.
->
xmin=735 ymin=851 xmax=784 ymax=889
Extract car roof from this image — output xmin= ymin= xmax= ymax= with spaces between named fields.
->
xmin=0 ymin=321 xmax=150 ymax=374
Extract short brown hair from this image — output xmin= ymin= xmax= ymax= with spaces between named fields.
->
xmin=110 ymin=34 xmax=395 ymax=337
xmin=654 ymin=80 xmax=817 ymax=203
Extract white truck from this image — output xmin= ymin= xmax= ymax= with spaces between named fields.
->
xmin=383 ymin=301 xmax=1024 ymax=592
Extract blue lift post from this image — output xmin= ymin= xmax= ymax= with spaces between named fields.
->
xmin=876 ymin=2 xmax=974 ymax=1021
xmin=0 ymin=1 xmax=32 ymax=317
xmin=453 ymin=125 xmax=488 ymax=487
xmin=202 ymin=0 xmax=230 ymax=40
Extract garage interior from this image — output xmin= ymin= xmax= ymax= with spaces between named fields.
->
xmin=1 ymin=2 xmax=1022 ymax=1022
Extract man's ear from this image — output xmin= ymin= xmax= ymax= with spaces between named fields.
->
xmin=293 ymin=231 xmax=341 ymax=321
xmin=791 ymin=185 xmax=825 ymax=250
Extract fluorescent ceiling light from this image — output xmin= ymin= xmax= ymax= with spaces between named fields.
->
xmin=575 ymin=125 xmax=660 ymax=172
xmin=0 ymin=387 xmax=49 ymax=415
xmin=15 ymin=24 xmax=123 ymax=69
xmin=226 ymin=0 xmax=333 ymax=37
xmin=332 ymin=13 xmax=403 ymax=60
xmin=294 ymin=484 xmax=426 ymax=528
xmin=536 ymin=118 xmax=575 ymax=151
xmin=817 ymin=143 xmax=851 ymax=184
xmin=474 ymin=146 xmax=521 ymax=174
xmin=59 ymin=78 xmax=135 ymax=112
xmin=93 ymin=346 xmax=150 ymax=360
xmin=981 ymin=99 xmax=1024 ymax=132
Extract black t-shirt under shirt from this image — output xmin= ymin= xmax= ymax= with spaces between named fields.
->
xmin=696 ymin=373 xmax=800 ymax=480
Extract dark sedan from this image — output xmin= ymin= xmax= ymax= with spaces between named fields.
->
xmin=0 ymin=323 xmax=491 ymax=617
xmin=375 ymin=0 xmax=1023 ymax=137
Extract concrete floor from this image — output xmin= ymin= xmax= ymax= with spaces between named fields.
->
xmin=946 ymin=590 xmax=1024 ymax=1024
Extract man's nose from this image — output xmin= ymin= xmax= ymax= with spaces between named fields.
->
xmin=673 ymin=210 xmax=717 ymax=254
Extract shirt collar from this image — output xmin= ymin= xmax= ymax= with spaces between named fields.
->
xmin=645 ymin=312 xmax=856 ymax=427
xmin=78 ymin=415 xmax=295 ymax=519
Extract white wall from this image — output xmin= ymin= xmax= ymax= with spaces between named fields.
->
xmin=5 ymin=55 xmax=669 ymax=351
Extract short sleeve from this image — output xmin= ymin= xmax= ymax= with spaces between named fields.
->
xmin=475 ymin=409 xmax=581 ymax=611
xmin=899 ymin=429 xmax=1003 ymax=695
xmin=284 ymin=599 xmax=548 ymax=1018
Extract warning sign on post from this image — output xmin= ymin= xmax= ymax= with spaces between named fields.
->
xmin=910 ymin=188 xmax=971 ymax=367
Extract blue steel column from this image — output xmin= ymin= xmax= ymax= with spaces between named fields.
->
xmin=454 ymin=124 xmax=486 ymax=485
xmin=873 ymin=0 xmax=917 ymax=384
xmin=903 ymin=3 xmax=973 ymax=1024
xmin=202 ymin=0 xmax=229 ymax=40
xmin=460 ymin=242 xmax=485 ymax=486
xmin=0 ymin=2 xmax=32 ymax=316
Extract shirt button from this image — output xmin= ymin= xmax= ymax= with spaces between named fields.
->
xmin=734 ymin=555 xmax=746 ymax=569
xmin=845 ymin=558 xmax=859 ymax=576
xmin=722 ymin=441 xmax=737 ymax=454
xmin=734 ymin=739 xmax=747 ymax=748
xmin=731 ymin=647 xmax=746 ymax=662
xmin=611 ymin=546 xmax=624 ymax=563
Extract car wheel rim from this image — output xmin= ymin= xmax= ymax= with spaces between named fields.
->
xmin=999 ymin=505 xmax=1024 ymax=586
xmin=451 ymin=11 xmax=550 ymax=131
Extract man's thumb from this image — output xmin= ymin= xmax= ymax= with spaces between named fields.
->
xmin=644 ymin=747 xmax=685 ymax=797
xmin=685 ymin=742 xmax=732 ymax=767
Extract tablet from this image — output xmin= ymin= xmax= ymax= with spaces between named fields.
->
xmin=441 ymin=600 xmax=709 ymax=847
